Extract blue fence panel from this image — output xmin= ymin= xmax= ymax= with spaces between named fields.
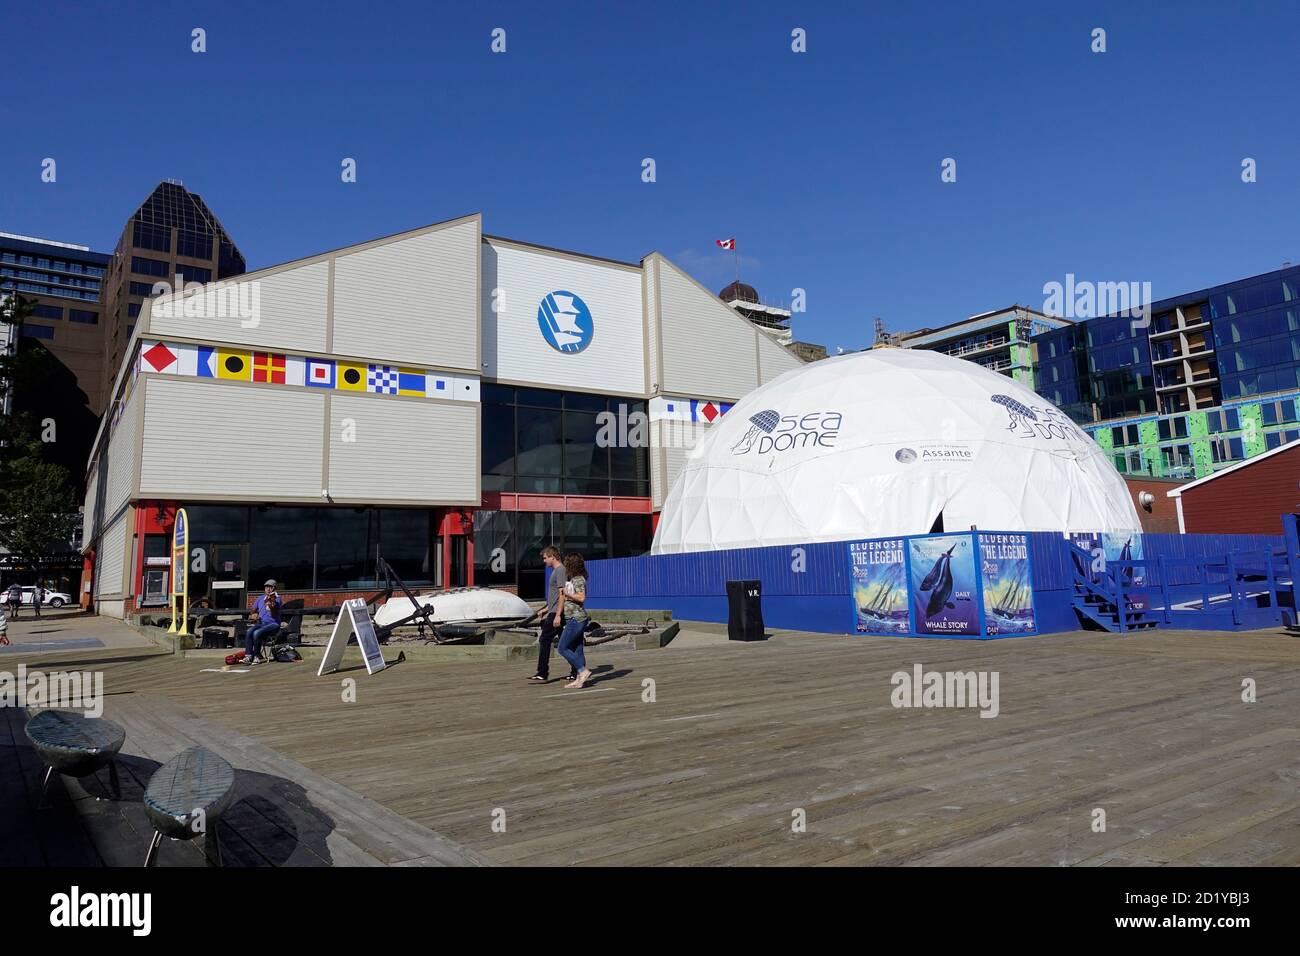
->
xmin=584 ymin=528 xmax=1293 ymax=637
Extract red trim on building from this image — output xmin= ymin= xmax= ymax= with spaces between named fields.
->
xmin=481 ymin=492 xmax=653 ymax=514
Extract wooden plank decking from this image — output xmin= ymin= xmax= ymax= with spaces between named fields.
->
xmin=5 ymin=626 xmax=1299 ymax=866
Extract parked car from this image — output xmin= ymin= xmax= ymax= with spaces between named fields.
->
xmin=20 ymin=586 xmax=71 ymax=608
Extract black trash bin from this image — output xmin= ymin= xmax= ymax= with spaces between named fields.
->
xmin=726 ymin=580 xmax=765 ymax=642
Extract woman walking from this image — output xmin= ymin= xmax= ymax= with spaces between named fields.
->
xmin=556 ymin=552 xmax=593 ymax=689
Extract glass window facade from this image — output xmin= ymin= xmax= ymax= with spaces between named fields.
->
xmin=473 ymin=509 xmax=651 ymax=597
xmin=481 ymin=385 xmax=649 ymax=497
xmin=178 ymin=505 xmax=432 ymax=592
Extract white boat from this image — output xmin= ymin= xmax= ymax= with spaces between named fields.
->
xmin=372 ymin=586 xmax=535 ymax=629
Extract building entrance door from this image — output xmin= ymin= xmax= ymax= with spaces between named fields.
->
xmin=209 ymin=544 xmax=248 ymax=610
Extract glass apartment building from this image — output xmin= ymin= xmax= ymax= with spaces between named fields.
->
xmin=0 ymin=232 xmax=111 ymax=409
xmin=1033 ymin=265 xmax=1300 ymax=479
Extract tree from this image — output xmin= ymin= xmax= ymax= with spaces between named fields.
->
xmin=0 ymin=288 xmax=82 ymax=554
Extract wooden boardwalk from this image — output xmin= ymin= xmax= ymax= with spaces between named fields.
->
xmin=5 ymin=626 xmax=1299 ymax=866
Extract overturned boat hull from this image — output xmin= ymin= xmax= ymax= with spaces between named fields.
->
xmin=373 ymin=586 xmax=534 ymax=629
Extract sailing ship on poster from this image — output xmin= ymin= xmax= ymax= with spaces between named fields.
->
xmin=984 ymin=559 xmax=1035 ymax=634
xmin=978 ymin=532 xmax=1036 ymax=635
xmin=848 ymin=538 xmax=910 ymax=634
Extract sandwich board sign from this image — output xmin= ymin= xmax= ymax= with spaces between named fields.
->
xmin=318 ymin=598 xmax=387 ymax=676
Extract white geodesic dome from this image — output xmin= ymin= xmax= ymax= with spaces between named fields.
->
xmin=651 ymin=347 xmax=1140 ymax=554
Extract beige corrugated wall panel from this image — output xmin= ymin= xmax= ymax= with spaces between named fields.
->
xmin=332 ymin=219 xmax=480 ymax=371
xmin=147 ymin=261 xmax=329 ymax=353
xmin=643 ymin=258 xmax=660 ymax=393
xmin=327 ymin=394 xmax=478 ymax=503
xmin=482 ymin=240 xmax=645 ymax=395
xmin=656 ymin=257 xmax=759 ymax=399
xmin=96 ymin=514 xmax=128 ymax=599
xmin=139 ymin=378 xmax=325 ymax=500
xmin=82 ymin=467 xmax=100 ymax=546
xmin=757 ymin=327 xmax=803 ymax=383
xmin=104 ymin=389 xmax=140 ymax=516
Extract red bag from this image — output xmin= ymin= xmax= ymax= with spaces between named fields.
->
xmin=224 ymin=652 xmax=245 ymax=666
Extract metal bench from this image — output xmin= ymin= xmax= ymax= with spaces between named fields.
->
xmin=25 ymin=709 xmax=126 ymax=804
xmin=142 ymin=746 xmax=236 ymax=867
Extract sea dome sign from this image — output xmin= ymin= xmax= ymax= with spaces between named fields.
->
xmin=537 ymin=291 xmax=594 ymax=353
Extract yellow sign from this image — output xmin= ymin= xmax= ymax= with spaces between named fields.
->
xmin=167 ymin=508 xmax=190 ymax=635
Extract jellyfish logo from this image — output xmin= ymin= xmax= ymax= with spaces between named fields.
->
xmin=731 ymin=409 xmax=781 ymax=455
xmin=991 ymin=394 xmax=1038 ymax=438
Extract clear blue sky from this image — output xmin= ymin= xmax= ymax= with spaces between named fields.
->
xmin=4 ymin=0 xmax=1298 ymax=353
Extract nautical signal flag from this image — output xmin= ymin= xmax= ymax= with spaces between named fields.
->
xmin=252 ymin=352 xmax=286 ymax=384
xmin=216 ymin=348 xmax=252 ymax=380
xmin=398 ymin=368 xmax=426 ymax=396
xmin=367 ymin=365 xmax=400 ymax=394
xmin=716 ymin=238 xmax=735 ymax=250
xmin=337 ymin=362 xmax=367 ymax=391
xmin=305 ymin=358 xmax=335 ymax=388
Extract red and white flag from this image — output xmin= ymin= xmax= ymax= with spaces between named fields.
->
xmin=716 ymin=238 xmax=735 ymax=250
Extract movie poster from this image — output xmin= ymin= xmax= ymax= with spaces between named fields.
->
xmin=978 ymin=532 xmax=1036 ymax=636
xmin=908 ymin=533 xmax=980 ymax=636
xmin=848 ymin=538 xmax=910 ymax=635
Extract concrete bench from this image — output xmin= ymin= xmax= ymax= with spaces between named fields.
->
xmin=143 ymin=746 xmax=236 ymax=867
xmin=25 ymin=709 xmax=126 ymax=803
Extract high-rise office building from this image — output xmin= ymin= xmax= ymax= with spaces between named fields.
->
xmin=1033 ymin=264 xmax=1300 ymax=479
xmin=98 ymin=180 xmax=245 ymax=406
xmin=0 ymin=232 xmax=111 ymax=412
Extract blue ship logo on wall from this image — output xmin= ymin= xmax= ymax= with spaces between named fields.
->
xmin=537 ymin=291 xmax=594 ymax=353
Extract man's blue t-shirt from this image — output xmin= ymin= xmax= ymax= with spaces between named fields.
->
xmin=252 ymin=594 xmax=281 ymax=625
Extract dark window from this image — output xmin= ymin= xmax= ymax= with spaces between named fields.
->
xmin=131 ymin=256 xmax=171 ymax=278
xmin=130 ymin=281 xmax=163 ymax=298
xmin=133 ymin=221 xmax=171 ymax=253
xmin=128 ymin=303 xmax=141 ymax=318
xmin=378 ymin=509 xmax=431 ymax=585
xmin=1157 ymin=417 xmax=1188 ymax=441
xmin=316 ymin=508 xmax=376 ymax=589
xmin=69 ymin=309 xmax=98 ymax=324
xmin=23 ymin=324 xmax=54 ymax=340
xmin=182 ymin=505 xmax=249 ymax=541
xmin=33 ymin=304 xmax=62 ymax=320
xmin=249 ymin=507 xmax=316 ymax=591
xmin=176 ymin=230 xmax=213 ymax=261
xmin=175 ymin=263 xmax=211 ymax=285
xmin=516 ymin=408 xmax=563 ymax=478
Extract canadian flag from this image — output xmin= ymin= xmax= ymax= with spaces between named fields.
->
xmin=716 ymin=238 xmax=735 ymax=250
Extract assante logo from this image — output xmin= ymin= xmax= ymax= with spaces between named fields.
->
xmin=897 ymin=444 xmax=974 ymax=463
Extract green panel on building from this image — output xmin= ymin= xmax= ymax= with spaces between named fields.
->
xmin=1093 ymin=427 xmax=1113 ymax=452
xmin=1240 ymin=403 xmax=1266 ymax=457
xmin=1187 ymin=411 xmax=1209 ymax=439
xmin=1191 ymin=438 xmax=1213 ymax=475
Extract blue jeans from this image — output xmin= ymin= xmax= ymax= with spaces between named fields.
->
xmin=246 ymin=621 xmax=279 ymax=658
xmin=557 ymin=618 xmax=587 ymax=675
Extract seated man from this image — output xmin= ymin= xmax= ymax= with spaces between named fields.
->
xmin=243 ymin=580 xmax=282 ymax=665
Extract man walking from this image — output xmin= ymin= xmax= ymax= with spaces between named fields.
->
xmin=527 ymin=547 xmax=576 ymax=683
xmin=243 ymin=579 xmax=282 ymax=665
xmin=31 ymin=583 xmax=43 ymax=620
xmin=6 ymin=582 xmax=22 ymax=620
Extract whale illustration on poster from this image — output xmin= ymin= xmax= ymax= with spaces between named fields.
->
xmin=908 ymin=534 xmax=979 ymax=636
